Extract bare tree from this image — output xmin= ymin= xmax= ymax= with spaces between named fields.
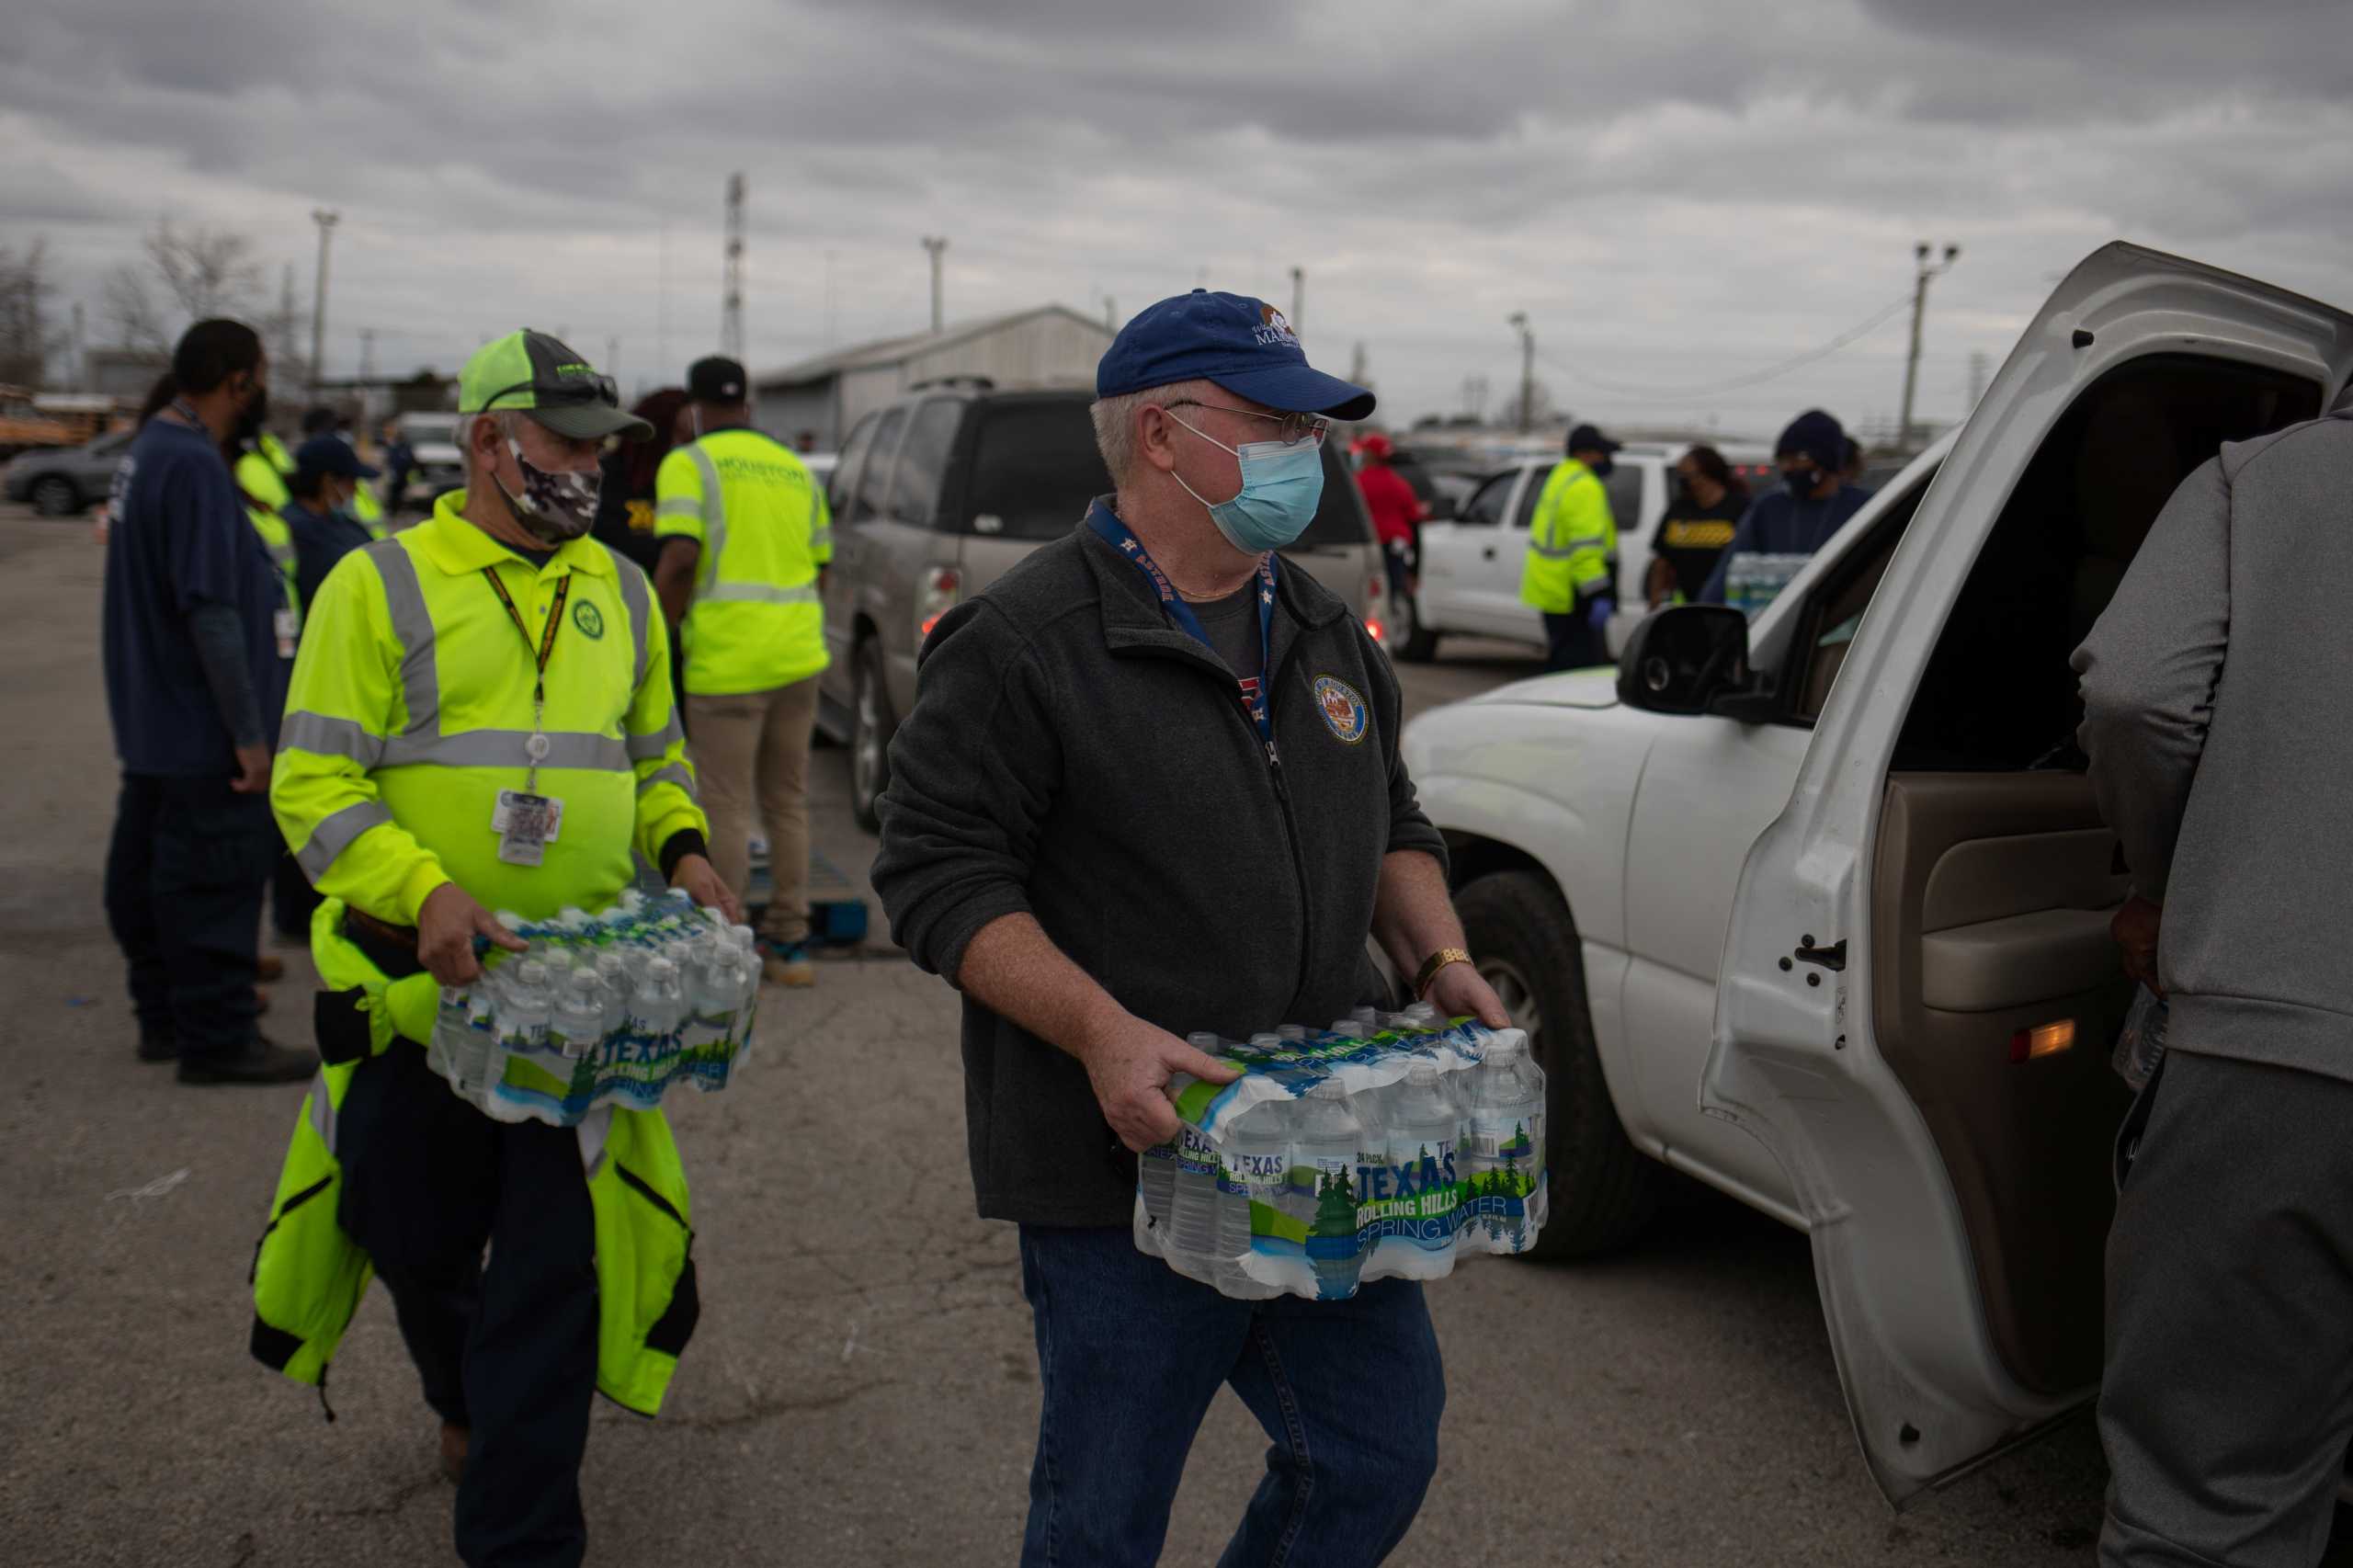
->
xmin=102 ymin=220 xmax=267 ymax=355
xmin=0 ymin=237 xmax=62 ymax=386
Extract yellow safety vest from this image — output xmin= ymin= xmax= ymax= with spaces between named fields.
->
xmin=350 ymin=478 xmax=389 ymax=541
xmin=237 ymin=446 xmax=292 ymax=516
xmin=248 ymin=504 xmax=301 ymax=642
xmin=654 ymin=428 xmax=832 ymax=696
xmin=1518 ymin=458 xmax=1618 ymax=614
xmin=270 ymin=489 xmax=705 ymax=926
xmin=247 ymin=897 xmax=699 ymax=1415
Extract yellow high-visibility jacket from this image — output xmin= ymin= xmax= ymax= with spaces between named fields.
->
xmin=1518 ymin=458 xmax=1618 ymax=613
xmin=654 ymin=427 xmax=832 ymax=696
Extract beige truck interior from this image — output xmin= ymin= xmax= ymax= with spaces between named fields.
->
xmin=1861 ymin=355 xmax=2325 ymax=1395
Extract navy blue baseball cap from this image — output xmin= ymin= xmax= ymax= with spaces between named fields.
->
xmin=1097 ymin=290 xmax=1376 ymax=420
xmin=294 ymin=435 xmax=380 ymax=482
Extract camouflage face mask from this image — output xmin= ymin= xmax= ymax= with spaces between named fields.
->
xmin=499 ymin=437 xmax=601 ymax=542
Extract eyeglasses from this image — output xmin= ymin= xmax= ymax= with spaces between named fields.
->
xmin=478 ymin=373 xmax=620 ymax=413
xmin=1164 ymin=400 xmax=1329 ymax=448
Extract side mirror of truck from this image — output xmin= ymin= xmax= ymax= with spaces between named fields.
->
xmin=1617 ymin=605 xmax=1761 ymax=716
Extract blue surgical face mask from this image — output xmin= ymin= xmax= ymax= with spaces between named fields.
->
xmin=1166 ymin=413 xmax=1325 ymax=553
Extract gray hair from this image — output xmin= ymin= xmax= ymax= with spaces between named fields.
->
xmin=1090 ymin=378 xmax=1215 ymax=489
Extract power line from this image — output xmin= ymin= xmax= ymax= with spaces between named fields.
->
xmin=1532 ymin=289 xmax=1915 ymax=403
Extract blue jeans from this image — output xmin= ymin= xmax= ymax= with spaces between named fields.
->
xmin=1017 ymin=1224 xmax=1444 ymax=1568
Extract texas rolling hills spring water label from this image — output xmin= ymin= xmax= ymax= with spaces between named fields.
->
xmin=1133 ymin=1019 xmax=1547 ymax=1301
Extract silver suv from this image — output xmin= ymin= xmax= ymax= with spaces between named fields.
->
xmin=818 ymin=381 xmax=1392 ymax=829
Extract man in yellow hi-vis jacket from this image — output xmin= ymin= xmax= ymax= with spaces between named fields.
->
xmin=1518 ymin=422 xmax=1622 ymax=673
xmin=257 ymin=329 xmax=738 ymax=1567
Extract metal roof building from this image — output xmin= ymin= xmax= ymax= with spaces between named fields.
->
xmin=754 ymin=304 xmax=1111 ymax=452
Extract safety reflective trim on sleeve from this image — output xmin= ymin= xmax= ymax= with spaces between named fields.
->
xmin=298 ymin=800 xmax=394 ymax=879
xmin=626 ymin=714 xmax=684 ymax=761
xmin=307 ymin=1071 xmax=337 ymax=1157
xmin=689 ymin=444 xmax=727 ymax=595
xmin=654 ymin=497 xmax=702 ymax=519
xmin=1526 ymin=541 xmax=1575 ymax=560
xmin=614 ymin=558 xmax=653 ymax=694
xmin=377 ymin=731 xmax=631 ymax=771
xmin=576 ymin=1106 xmax=612 ymax=1178
xmin=700 ymin=583 xmax=822 ymax=607
xmin=637 ymin=762 xmax=697 ymax=799
xmin=280 ymin=710 xmax=387 ymax=767
xmin=365 ymin=540 xmax=440 ymax=736
xmin=1561 ymin=535 xmax=1611 ymax=552
xmin=809 ymin=526 xmax=834 ymax=552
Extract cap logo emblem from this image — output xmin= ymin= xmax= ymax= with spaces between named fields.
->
xmin=1313 ymin=676 xmax=1368 ymax=744
xmin=1255 ymin=304 xmax=1300 ymax=349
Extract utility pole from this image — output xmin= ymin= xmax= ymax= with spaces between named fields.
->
xmin=722 ymin=173 xmax=746 ymax=362
xmin=70 ymin=301 xmax=85 ymax=387
xmin=920 ymin=236 xmax=948 ymax=335
xmin=309 ymin=209 xmax=340 ymax=402
xmin=1290 ymin=266 xmax=1304 ymax=334
xmin=1899 ymin=241 xmax=1961 ymax=451
xmin=1507 ymin=312 xmax=1534 ymax=433
xmin=607 ymin=336 xmax=621 ymax=391
xmin=358 ymin=328 xmax=376 ymax=381
xmin=1966 ymin=349 xmax=1992 ymax=412
xmin=1102 ymin=295 xmax=1117 ymax=332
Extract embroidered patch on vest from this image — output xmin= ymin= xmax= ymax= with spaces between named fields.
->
xmin=1313 ymin=676 xmax=1369 ymax=744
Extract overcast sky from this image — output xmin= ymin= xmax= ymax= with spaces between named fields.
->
xmin=7 ymin=0 xmax=2351 ymax=438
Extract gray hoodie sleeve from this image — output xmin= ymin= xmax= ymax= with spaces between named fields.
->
xmin=871 ymin=600 xmax=1060 ymax=987
xmin=2070 ymin=455 xmax=2232 ymax=903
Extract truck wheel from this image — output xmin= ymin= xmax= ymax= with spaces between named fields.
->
xmin=30 ymin=476 xmax=79 ymax=517
xmin=1456 ymin=869 xmax=1659 ymax=1257
xmin=850 ymin=638 xmax=896 ymax=834
xmin=1397 ymin=593 xmax=1439 ymax=663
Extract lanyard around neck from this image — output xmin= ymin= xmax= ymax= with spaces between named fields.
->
xmin=480 ymin=564 xmax=571 ymax=789
xmin=1086 ymin=506 xmax=1278 ymax=747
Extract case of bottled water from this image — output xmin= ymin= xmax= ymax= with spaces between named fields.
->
xmin=426 ymin=888 xmax=762 ymax=1128
xmin=1132 ymin=1016 xmax=1546 ymax=1301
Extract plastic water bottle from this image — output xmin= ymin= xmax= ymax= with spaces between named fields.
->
xmin=1350 ymin=1006 xmax=1380 ymax=1030
xmin=1375 ymin=1060 xmax=1465 ymax=1274
xmin=1216 ymin=1095 xmax=1295 ymax=1300
xmin=1294 ymin=1079 xmax=1370 ymax=1300
xmin=1277 ymin=1024 xmax=1309 ymax=1045
xmin=632 ymin=956 xmax=687 ymax=1042
xmin=2114 ymin=986 xmax=2168 ymax=1092
xmin=1329 ymin=1017 xmax=1369 ymax=1040
xmin=503 ymin=958 xmax=553 ymax=1057
xmin=1162 ymin=1032 xmax=1228 ymax=1282
xmin=1461 ymin=1030 xmax=1546 ymax=1252
xmin=551 ymin=968 xmax=605 ymax=1062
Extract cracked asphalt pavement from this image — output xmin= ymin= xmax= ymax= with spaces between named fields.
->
xmin=9 ymin=505 xmax=2341 ymax=1565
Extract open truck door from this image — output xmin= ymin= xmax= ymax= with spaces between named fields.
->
xmin=1698 ymin=243 xmax=2353 ymax=1506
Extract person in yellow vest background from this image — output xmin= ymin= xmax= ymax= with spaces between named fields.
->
xmin=1518 ymin=422 xmax=1621 ymax=673
xmin=654 ymin=355 xmax=833 ymax=988
xmin=257 ymin=328 xmax=736 ymax=1567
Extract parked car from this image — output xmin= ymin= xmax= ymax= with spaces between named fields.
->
xmin=1400 ymin=441 xmax=1773 ymax=661
xmin=5 ymin=427 xmax=134 ymax=516
xmin=393 ymin=412 xmax=465 ymax=506
xmin=817 ymin=380 xmax=1390 ymax=829
xmin=1398 ymin=243 xmax=2353 ymax=1505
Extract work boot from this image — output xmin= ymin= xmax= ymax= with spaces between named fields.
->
xmin=256 ymin=954 xmax=287 ymax=983
xmin=136 ymin=1026 xmax=176 ymax=1064
xmin=761 ymin=939 xmax=815 ymax=989
xmin=438 ymin=1422 xmax=469 ymax=1484
xmin=176 ymin=1035 xmax=315 ymax=1085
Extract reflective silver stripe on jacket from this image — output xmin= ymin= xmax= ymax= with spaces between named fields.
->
xmin=378 ymin=731 xmax=631 ymax=771
xmin=267 ymin=537 xmax=295 ymax=569
xmin=809 ymin=526 xmax=834 ymax=553
xmin=654 ymin=497 xmax=701 ymax=519
xmin=1561 ymin=535 xmax=1612 ymax=553
xmin=614 ymin=559 xmax=654 ymax=694
xmin=689 ymin=444 xmax=726 ymax=596
xmin=700 ymin=582 xmax=821 ymax=607
xmin=307 ymin=1071 xmax=337 ymax=1156
xmin=637 ymin=762 xmax=696 ymax=798
xmin=298 ymin=800 xmax=394 ymax=879
xmin=367 ymin=540 xmax=440 ymax=735
xmin=1526 ymin=540 xmax=1574 ymax=560
xmin=626 ymin=714 xmax=684 ymax=762
xmin=280 ymin=710 xmax=386 ymax=767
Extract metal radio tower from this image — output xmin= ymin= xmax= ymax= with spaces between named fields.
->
xmin=722 ymin=173 xmax=746 ymax=362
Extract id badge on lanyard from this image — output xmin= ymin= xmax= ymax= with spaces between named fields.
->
xmin=481 ymin=565 xmax=574 ymax=866
xmin=1086 ymin=507 xmax=1278 ymax=748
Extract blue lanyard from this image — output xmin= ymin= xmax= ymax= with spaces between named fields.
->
xmin=1087 ymin=505 xmax=1279 ymax=746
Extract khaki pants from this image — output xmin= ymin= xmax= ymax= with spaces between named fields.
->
xmin=687 ymin=676 xmax=822 ymax=946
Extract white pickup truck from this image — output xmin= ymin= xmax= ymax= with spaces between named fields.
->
xmin=1400 ymin=243 xmax=2353 ymax=1506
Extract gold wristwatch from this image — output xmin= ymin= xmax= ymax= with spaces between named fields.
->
xmin=1414 ymin=947 xmax=1472 ymax=1001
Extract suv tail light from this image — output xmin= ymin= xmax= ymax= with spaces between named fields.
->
xmin=1364 ymin=574 xmax=1387 ymax=643
xmin=918 ymin=565 xmax=961 ymax=642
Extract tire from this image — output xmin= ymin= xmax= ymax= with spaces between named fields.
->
xmin=849 ymin=638 xmax=897 ymax=834
xmin=1397 ymin=592 xmax=1439 ymax=663
xmin=1456 ymin=870 xmax=1659 ymax=1257
xmin=29 ymin=476 xmax=80 ymax=517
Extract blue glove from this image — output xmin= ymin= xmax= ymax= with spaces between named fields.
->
xmin=1586 ymin=596 xmax=1616 ymax=636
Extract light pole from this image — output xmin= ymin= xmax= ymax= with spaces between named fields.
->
xmin=921 ymin=236 xmax=948 ymax=335
xmin=1899 ymin=241 xmax=1961 ymax=451
xmin=1290 ymin=266 xmax=1304 ymax=334
xmin=309 ymin=209 xmax=340 ymax=402
xmin=1507 ymin=312 xmax=1534 ymax=433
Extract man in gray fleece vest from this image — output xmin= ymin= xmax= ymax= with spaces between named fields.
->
xmin=2074 ymin=401 xmax=2353 ymax=1567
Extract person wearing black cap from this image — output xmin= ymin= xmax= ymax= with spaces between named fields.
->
xmin=1519 ymin=423 xmax=1624 ymax=671
xmin=654 ymin=354 xmax=833 ymax=987
xmin=874 ymin=289 xmax=1508 ymax=1566
xmin=1698 ymin=408 xmax=1874 ymax=604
